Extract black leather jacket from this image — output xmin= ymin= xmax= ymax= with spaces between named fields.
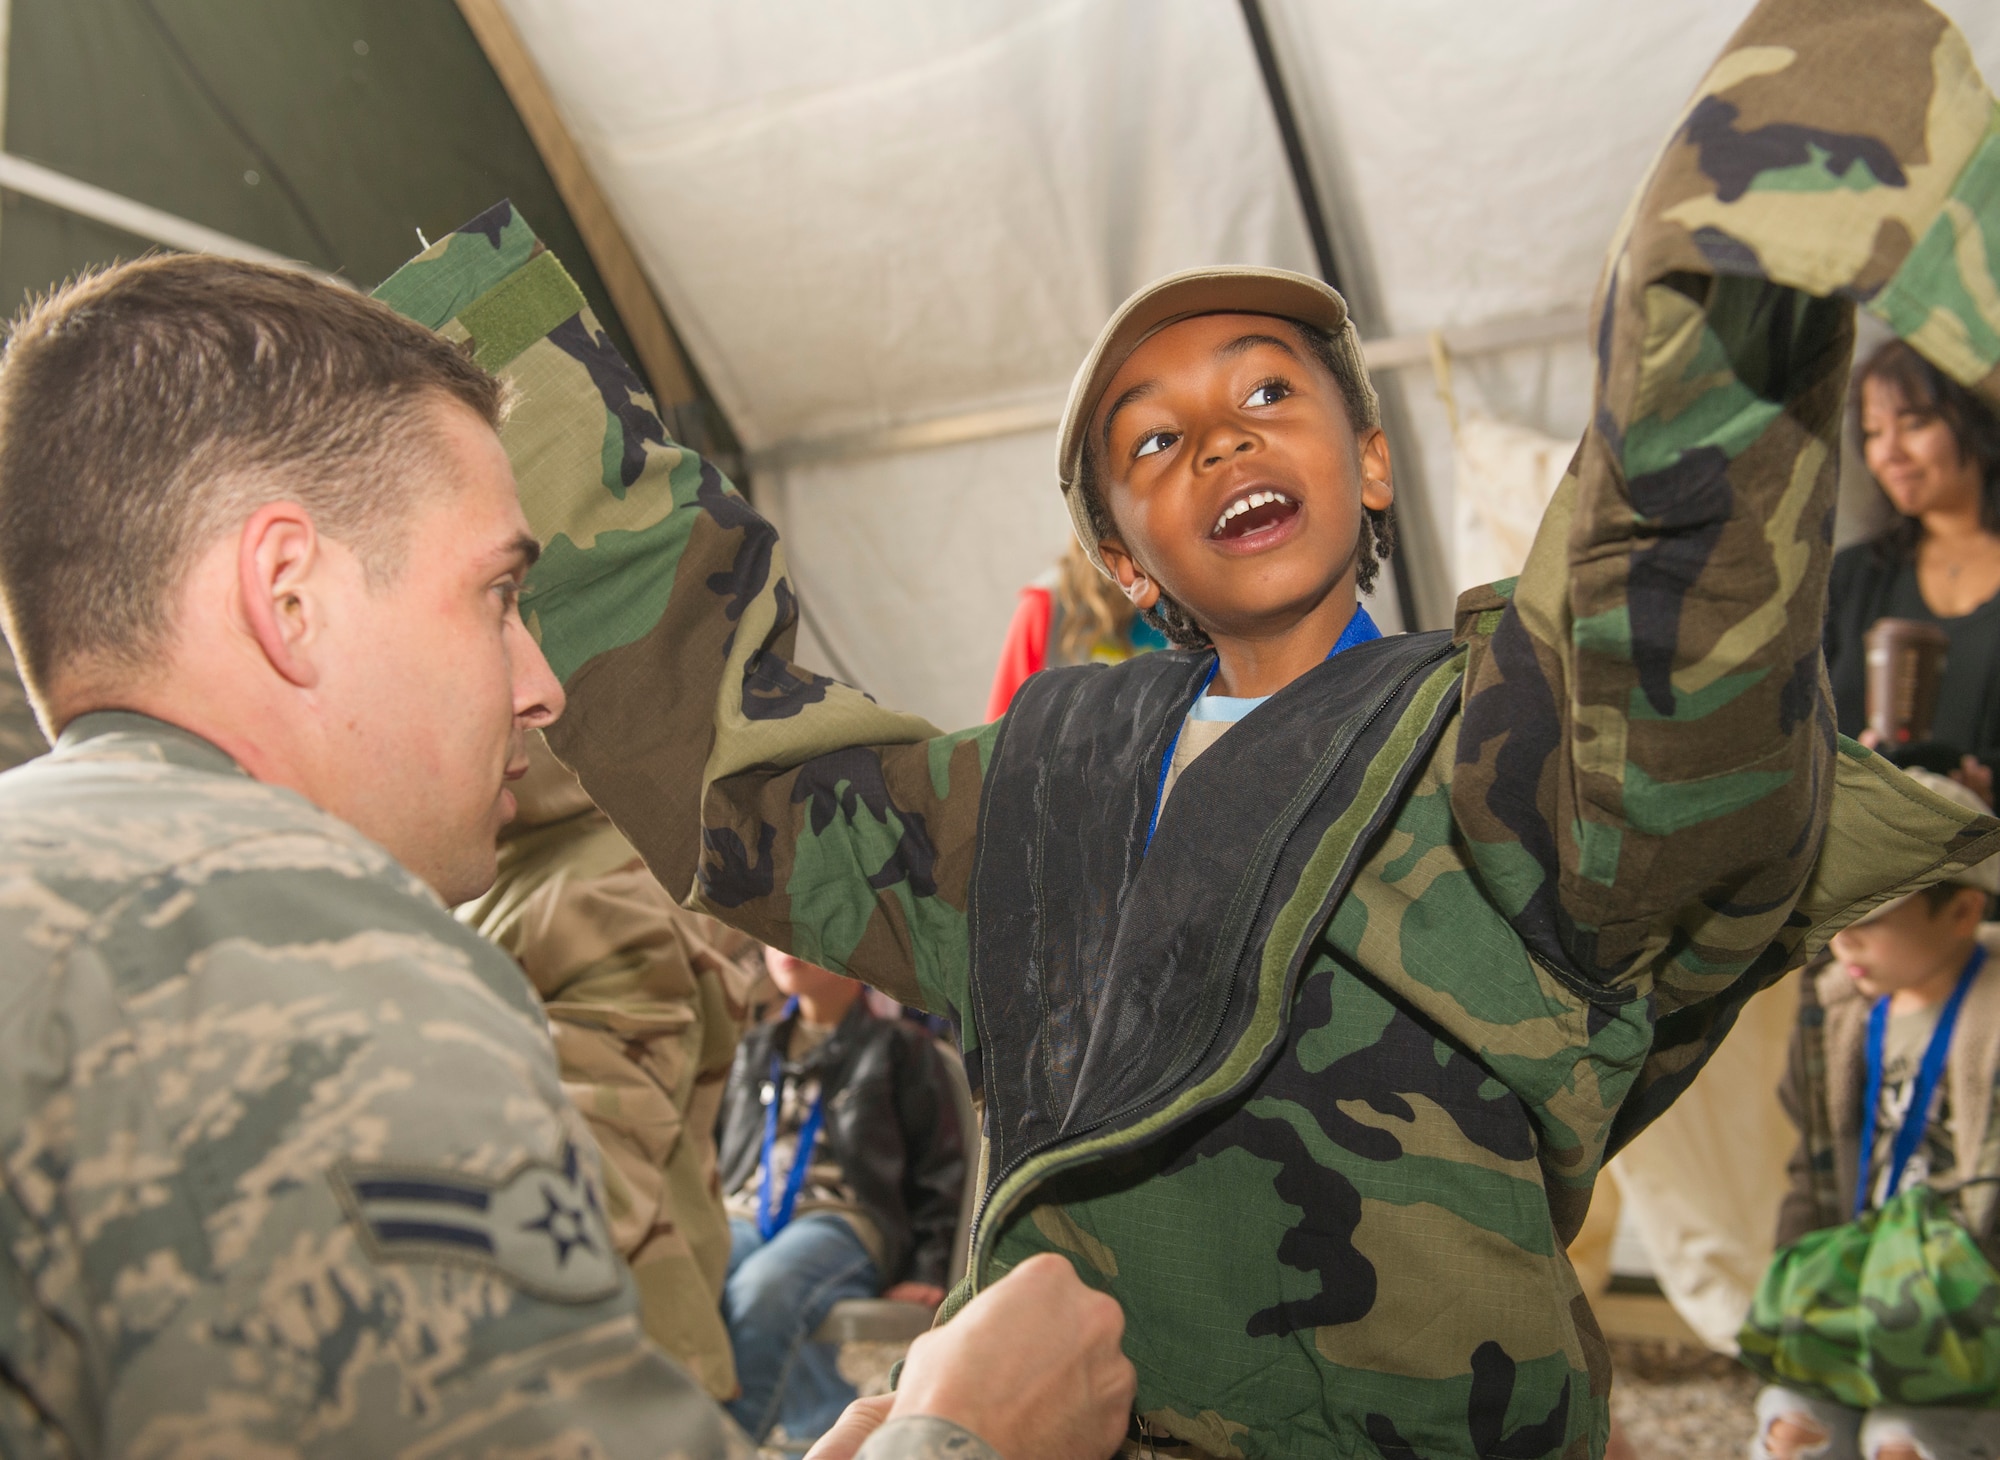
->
xmin=718 ymin=1003 xmax=965 ymax=1288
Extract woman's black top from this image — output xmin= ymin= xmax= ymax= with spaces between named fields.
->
xmin=1824 ymin=539 xmax=2000 ymax=773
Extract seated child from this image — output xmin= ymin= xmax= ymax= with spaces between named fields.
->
xmin=716 ymin=948 xmax=965 ymax=1446
xmin=1757 ymin=770 xmax=2000 ymax=1460
xmin=375 ymin=2 xmax=2000 ymax=1451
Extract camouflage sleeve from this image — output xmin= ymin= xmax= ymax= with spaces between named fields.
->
xmin=375 ymin=212 xmax=993 ymax=1020
xmin=1453 ymin=0 xmax=2000 ymax=988
xmin=860 ymin=1416 xmax=1004 ymax=1460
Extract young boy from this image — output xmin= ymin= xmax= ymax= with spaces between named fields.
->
xmin=716 ymin=949 xmax=965 ymax=1447
xmin=376 ymin=1 xmax=2000 ymax=1452
xmin=1757 ymin=770 xmax=2000 ymax=1460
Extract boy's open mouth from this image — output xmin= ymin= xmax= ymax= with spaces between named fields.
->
xmin=1210 ymin=489 xmax=1299 ymax=541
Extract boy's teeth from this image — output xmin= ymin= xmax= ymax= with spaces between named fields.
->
xmin=1213 ymin=490 xmax=1292 ymax=535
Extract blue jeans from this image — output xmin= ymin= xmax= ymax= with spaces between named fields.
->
xmin=724 ymin=1214 xmax=879 ymax=1445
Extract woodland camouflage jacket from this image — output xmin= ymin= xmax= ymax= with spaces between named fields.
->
xmin=375 ymin=3 xmax=2000 ymax=1455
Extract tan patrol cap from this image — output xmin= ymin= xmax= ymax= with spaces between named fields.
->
xmin=1853 ymin=767 xmax=2000 ymax=923
xmin=1056 ymin=265 xmax=1378 ymax=576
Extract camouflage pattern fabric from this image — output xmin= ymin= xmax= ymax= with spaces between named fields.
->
xmin=1740 ymin=1183 xmax=2000 ymax=1408
xmin=0 ymin=714 xmax=750 ymax=1459
xmin=459 ymin=736 xmax=763 ymax=1400
xmin=374 ymin=4 xmax=2000 ymax=1454
xmin=0 ymin=637 xmax=47 ymax=773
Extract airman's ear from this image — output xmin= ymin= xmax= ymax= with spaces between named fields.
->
xmin=237 ymin=501 xmax=324 ymax=690
xmin=1358 ymin=427 xmax=1394 ymax=513
xmin=1095 ymin=539 xmax=1159 ymax=611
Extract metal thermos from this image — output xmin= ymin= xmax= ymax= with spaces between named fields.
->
xmin=1864 ymin=618 xmax=1949 ymax=745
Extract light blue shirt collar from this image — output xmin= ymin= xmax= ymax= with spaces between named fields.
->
xmin=1185 ymin=605 xmax=1382 ymax=724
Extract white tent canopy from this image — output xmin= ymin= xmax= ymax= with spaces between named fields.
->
xmin=503 ymin=0 xmax=2000 ymax=728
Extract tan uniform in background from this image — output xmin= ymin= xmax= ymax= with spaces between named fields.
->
xmin=459 ymin=735 xmax=764 ymax=1399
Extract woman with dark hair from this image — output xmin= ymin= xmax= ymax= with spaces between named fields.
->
xmin=1824 ymin=339 xmax=2000 ymax=804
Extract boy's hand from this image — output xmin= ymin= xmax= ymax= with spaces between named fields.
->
xmin=881 ymin=1281 xmax=946 ymax=1308
xmin=892 ymin=1254 xmax=1135 ymax=1460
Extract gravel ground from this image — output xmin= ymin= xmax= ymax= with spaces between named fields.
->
xmin=1611 ymin=1339 xmax=1759 ymax=1460
xmin=766 ymin=1336 xmax=1762 ymax=1458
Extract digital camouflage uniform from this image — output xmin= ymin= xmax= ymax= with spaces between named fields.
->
xmin=374 ymin=4 xmax=2000 ymax=1454
xmin=459 ymin=736 xmax=763 ymax=1400
xmin=0 ymin=714 xmax=746 ymax=1459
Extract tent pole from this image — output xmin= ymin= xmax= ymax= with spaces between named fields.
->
xmin=743 ymin=308 xmax=1587 ymax=474
xmin=453 ymin=0 xmax=698 ymax=413
xmin=1237 ymin=0 xmax=1339 ymax=289
xmin=0 ymin=152 xmax=324 ymax=275
xmin=1237 ymin=0 xmax=1423 ymax=634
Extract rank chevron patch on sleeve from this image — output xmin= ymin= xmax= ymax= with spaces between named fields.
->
xmin=330 ymin=1142 xmax=624 ymax=1303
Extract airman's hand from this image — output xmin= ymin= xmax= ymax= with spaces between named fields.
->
xmin=889 ymin=1254 xmax=1134 ymax=1460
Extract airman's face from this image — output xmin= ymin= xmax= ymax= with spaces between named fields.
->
xmin=1089 ymin=313 xmax=1391 ymax=640
xmin=315 ymin=401 xmax=563 ymax=904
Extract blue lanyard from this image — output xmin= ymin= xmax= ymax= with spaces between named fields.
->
xmin=1853 ymin=943 xmax=1984 ymax=1218
xmin=757 ymin=998 xmax=829 ymax=1240
xmin=1144 ymin=605 xmax=1381 ymax=849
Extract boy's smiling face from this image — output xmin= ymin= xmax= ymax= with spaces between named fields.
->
xmin=1090 ymin=312 xmax=1391 ymax=649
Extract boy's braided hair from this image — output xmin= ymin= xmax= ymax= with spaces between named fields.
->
xmin=1072 ymin=319 xmax=1395 ymax=651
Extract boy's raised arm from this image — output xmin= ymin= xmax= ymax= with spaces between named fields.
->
xmin=375 ymin=215 xmax=991 ymax=1016
xmin=1453 ymin=0 xmax=2000 ymax=993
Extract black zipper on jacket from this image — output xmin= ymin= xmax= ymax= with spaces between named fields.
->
xmin=966 ymin=642 xmax=1456 ymax=1265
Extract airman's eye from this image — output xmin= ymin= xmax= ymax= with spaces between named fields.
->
xmin=1245 ymin=379 xmax=1290 ymax=408
xmin=1133 ymin=429 xmax=1177 ymax=460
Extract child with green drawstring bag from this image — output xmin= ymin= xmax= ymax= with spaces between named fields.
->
xmin=1742 ymin=768 xmax=2000 ymax=1460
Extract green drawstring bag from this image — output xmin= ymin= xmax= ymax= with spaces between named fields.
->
xmin=1738 ymin=1181 xmax=2000 ymax=1409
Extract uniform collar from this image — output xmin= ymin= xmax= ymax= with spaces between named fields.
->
xmin=53 ymin=710 xmax=248 ymax=779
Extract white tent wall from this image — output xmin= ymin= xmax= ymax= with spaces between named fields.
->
xmin=497 ymin=0 xmax=1382 ymax=725
xmin=503 ymin=0 xmax=2000 ymax=728
xmin=755 ymin=430 xmax=1072 ymax=715
xmin=499 ymin=2 xmax=1321 ymax=450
